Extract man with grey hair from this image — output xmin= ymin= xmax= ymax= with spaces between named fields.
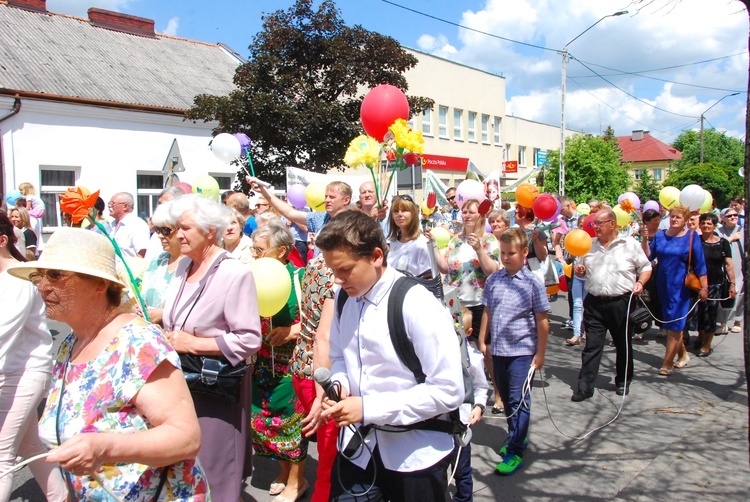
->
xmin=144 ymin=186 xmax=186 ymax=261
xmin=109 ymin=191 xmax=151 ymax=258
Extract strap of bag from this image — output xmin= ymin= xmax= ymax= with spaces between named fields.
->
xmin=387 ymin=277 xmax=425 ymax=384
xmin=152 ymin=465 xmax=171 ymax=501
xmin=687 ymin=230 xmax=694 ymax=272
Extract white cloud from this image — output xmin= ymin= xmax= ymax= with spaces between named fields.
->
xmin=417 ymin=34 xmax=456 ymax=54
xmin=162 ymin=16 xmax=179 ymax=36
xmin=47 ymin=0 xmax=136 ymax=17
xmin=415 ymin=0 xmax=747 ymax=141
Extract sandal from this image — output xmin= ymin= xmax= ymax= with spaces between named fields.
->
xmin=674 ymin=355 xmax=690 ymax=369
xmin=696 ymin=348 xmax=713 ymax=357
xmin=269 ymin=482 xmax=286 ymax=496
xmin=717 ymin=324 xmax=728 ymax=335
xmin=565 ymin=337 xmax=581 ymax=346
xmin=658 ymin=367 xmax=672 ymax=376
xmin=730 ymin=325 xmax=742 ymax=333
xmin=633 ymin=333 xmax=644 ymax=341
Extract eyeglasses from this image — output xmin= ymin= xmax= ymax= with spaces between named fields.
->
xmin=108 ymin=201 xmax=127 ymax=207
xmin=154 ymin=226 xmax=175 ymax=237
xmin=252 ymin=246 xmax=276 ymax=257
xmin=725 ymin=214 xmax=738 ymax=218
xmin=28 ymin=269 xmax=71 ymax=286
xmin=592 ymin=219 xmax=614 ymax=227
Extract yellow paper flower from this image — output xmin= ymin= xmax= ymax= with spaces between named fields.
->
xmin=388 ymin=118 xmax=424 ymax=154
xmin=344 ymin=135 xmax=381 ymax=167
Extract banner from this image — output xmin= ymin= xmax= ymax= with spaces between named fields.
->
xmin=423 ymin=170 xmax=449 ymax=207
xmin=285 ymin=166 xmax=374 ymax=204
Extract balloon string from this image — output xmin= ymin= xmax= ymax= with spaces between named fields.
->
xmin=244 ymin=148 xmax=256 ymax=177
xmin=367 ymin=166 xmax=382 ymax=209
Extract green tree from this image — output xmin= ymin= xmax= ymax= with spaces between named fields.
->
xmin=672 ymin=129 xmax=744 ymax=168
xmin=602 ymin=125 xmax=617 ymax=144
xmin=663 ymin=162 xmax=737 ymax=208
xmin=543 ymin=134 xmax=631 ymax=203
xmin=185 ymin=0 xmax=434 ymax=186
xmin=632 ymin=169 xmax=661 ymax=205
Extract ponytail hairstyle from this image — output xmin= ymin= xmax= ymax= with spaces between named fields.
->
xmin=0 ymin=212 xmax=27 ymax=262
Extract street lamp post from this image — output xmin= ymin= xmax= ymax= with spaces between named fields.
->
xmin=560 ymin=10 xmax=628 ymax=196
xmin=700 ymin=92 xmax=740 ymax=163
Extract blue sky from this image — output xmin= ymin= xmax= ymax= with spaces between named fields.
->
xmin=47 ymin=0 xmax=748 ymax=145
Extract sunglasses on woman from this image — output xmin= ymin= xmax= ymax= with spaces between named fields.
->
xmin=154 ymin=226 xmax=176 ymax=237
xmin=394 ymin=194 xmax=414 ymax=203
xmin=28 ymin=269 xmax=71 ymax=285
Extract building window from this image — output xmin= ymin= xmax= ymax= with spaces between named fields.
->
xmin=211 ymin=174 xmax=233 ymax=192
xmin=481 ymin=114 xmax=490 ymax=144
xmin=422 ymin=108 xmax=433 ymax=137
xmin=533 ymin=148 xmax=540 ymax=167
xmin=453 ymin=108 xmax=463 ymax=140
xmin=438 ymin=106 xmax=449 ymax=139
xmin=518 ymin=146 xmax=526 ymax=166
xmin=504 ymin=144 xmax=511 ymax=161
xmin=136 ymin=173 xmax=164 ymax=218
xmin=468 ymin=112 xmax=477 ymax=142
xmin=494 ymin=117 xmax=502 ymax=145
xmin=653 ymin=168 xmax=663 ymax=181
xmin=40 ymin=167 xmax=77 ymax=228
xmin=634 ymin=169 xmax=643 ymax=180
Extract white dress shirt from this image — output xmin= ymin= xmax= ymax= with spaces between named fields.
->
xmin=582 ymin=235 xmax=652 ymax=297
xmin=110 ymin=212 xmax=150 ymax=257
xmin=330 ymin=266 xmax=464 ymax=472
xmin=387 ymin=235 xmax=432 ymax=277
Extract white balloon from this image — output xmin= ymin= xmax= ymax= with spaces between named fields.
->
xmin=211 ymin=133 xmax=241 ymax=163
xmin=679 ymin=184 xmax=704 ymax=211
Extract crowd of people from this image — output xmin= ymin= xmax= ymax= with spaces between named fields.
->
xmin=0 ymin=177 xmax=745 ymax=500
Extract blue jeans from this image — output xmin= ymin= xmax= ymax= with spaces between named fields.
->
xmin=572 ymin=275 xmax=587 ymax=337
xmin=492 ymin=355 xmax=533 ymax=457
xmin=452 ymin=441 xmax=472 ymax=502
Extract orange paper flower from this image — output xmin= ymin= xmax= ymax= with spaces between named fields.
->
xmin=60 ymin=186 xmax=100 ymax=224
xmin=620 ymin=199 xmax=636 ymax=214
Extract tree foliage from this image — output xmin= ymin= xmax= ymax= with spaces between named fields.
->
xmin=663 ymin=162 xmax=738 ymax=208
xmin=543 ymin=134 xmax=631 ymax=203
xmin=185 ymin=0 xmax=434 ymax=186
xmin=632 ymin=169 xmax=661 ymax=204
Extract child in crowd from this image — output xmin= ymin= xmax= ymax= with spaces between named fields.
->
xmin=452 ymin=307 xmax=489 ymax=502
xmin=479 ymin=227 xmax=549 ymax=475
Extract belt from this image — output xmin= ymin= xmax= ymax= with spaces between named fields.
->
xmin=592 ymin=292 xmax=629 ymax=302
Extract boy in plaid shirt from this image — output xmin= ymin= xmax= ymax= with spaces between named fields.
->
xmin=478 ymin=227 xmax=549 ymax=475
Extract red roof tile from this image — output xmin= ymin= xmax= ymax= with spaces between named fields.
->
xmin=616 ymin=132 xmax=682 ymax=163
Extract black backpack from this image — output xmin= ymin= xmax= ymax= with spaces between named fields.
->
xmin=336 ymin=275 xmax=470 ymax=436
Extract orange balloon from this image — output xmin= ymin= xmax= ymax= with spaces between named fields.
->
xmin=515 ymin=183 xmax=539 ymax=208
xmin=563 ymin=261 xmax=573 ymax=278
xmin=564 ymin=229 xmax=593 ymax=257
xmin=547 ymin=284 xmax=560 ymax=295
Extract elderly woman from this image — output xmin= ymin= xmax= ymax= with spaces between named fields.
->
xmin=223 ymin=207 xmax=254 ymax=265
xmin=161 ymin=194 xmax=262 ymax=502
xmin=250 ymin=221 xmax=309 ymax=501
xmin=387 ymin=194 xmax=433 ymax=277
xmin=642 ymin=204 xmax=708 ymax=375
xmin=488 ymin=209 xmax=510 ymax=241
xmin=0 ymin=214 xmax=67 ymax=502
xmin=7 ymin=227 xmax=208 ymax=501
xmin=429 ymin=198 xmax=501 ymax=345
xmin=141 ymin=200 xmax=184 ymax=325
xmin=9 ymin=206 xmax=37 ymax=260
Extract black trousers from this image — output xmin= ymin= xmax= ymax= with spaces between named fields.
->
xmin=329 ymin=445 xmax=451 ymax=502
xmin=577 ymin=294 xmax=633 ymax=392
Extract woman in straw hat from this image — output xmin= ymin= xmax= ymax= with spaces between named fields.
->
xmin=0 ymin=213 xmax=67 ymax=501
xmin=161 ymin=194 xmax=262 ymax=502
xmin=7 ymin=227 xmax=209 ymax=501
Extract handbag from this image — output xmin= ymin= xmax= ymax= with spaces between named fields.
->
xmin=169 ymin=254 xmax=248 ymax=402
xmin=684 ymin=231 xmax=702 ymax=292
xmin=528 ymin=255 xmax=560 ymax=287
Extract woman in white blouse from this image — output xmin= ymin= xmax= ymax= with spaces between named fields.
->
xmin=387 ymin=195 xmax=433 ymax=277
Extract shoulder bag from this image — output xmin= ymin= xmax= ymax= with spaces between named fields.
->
xmin=684 ymin=230 xmax=702 ymax=292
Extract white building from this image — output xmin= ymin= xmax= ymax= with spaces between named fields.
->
xmin=0 ymin=0 xmax=242 ymax=230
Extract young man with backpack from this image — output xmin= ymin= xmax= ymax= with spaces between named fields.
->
xmin=317 ymin=211 xmax=464 ymax=502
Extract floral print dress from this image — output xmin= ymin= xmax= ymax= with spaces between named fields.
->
xmin=443 ymin=233 xmax=501 ymax=307
xmin=38 ymin=318 xmax=210 ymax=501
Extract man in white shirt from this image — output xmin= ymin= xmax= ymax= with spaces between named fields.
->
xmin=108 ymin=192 xmax=150 ymax=258
xmin=317 ymin=211 xmax=463 ymax=501
xmin=572 ymin=209 xmax=651 ymax=401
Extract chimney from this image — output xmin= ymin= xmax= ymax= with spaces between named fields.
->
xmin=88 ymin=8 xmax=156 ymax=38
xmin=7 ymin=0 xmax=47 ymax=13
xmin=632 ymin=130 xmax=644 ymax=141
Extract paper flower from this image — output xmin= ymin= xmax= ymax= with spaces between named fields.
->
xmin=344 ymin=135 xmax=381 ymax=168
xmin=389 ymin=118 xmax=424 ymax=153
xmin=620 ymin=199 xmax=636 ymax=215
xmin=59 ymin=186 xmax=100 ymax=224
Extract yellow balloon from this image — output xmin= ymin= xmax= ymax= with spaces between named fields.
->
xmin=249 ymin=257 xmax=292 ymax=317
xmin=576 ymin=203 xmax=590 ymax=215
xmin=431 ymin=226 xmax=451 ymax=249
xmin=659 ymin=186 xmax=680 ymax=209
xmin=699 ymin=190 xmax=713 ymax=213
xmin=613 ymin=204 xmax=632 ymax=227
xmin=305 ymin=181 xmax=326 ymax=210
xmin=192 ymin=175 xmax=220 ymax=202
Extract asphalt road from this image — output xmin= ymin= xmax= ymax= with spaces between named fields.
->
xmin=11 ymin=294 xmax=750 ymax=501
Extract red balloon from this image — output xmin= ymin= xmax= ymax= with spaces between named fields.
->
xmin=533 ymin=193 xmax=557 ymax=221
xmin=360 ymin=85 xmax=410 ymax=141
xmin=559 ymin=275 xmax=569 ymax=293
xmin=173 ymin=182 xmax=192 ymax=194
xmin=582 ymin=213 xmax=597 ymax=237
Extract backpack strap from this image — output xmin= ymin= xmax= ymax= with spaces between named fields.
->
xmin=336 ymin=288 xmax=349 ymax=319
xmin=387 ymin=276 xmax=425 ymax=384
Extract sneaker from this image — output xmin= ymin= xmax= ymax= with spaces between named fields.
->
xmin=563 ymin=319 xmax=574 ymax=330
xmin=495 ymin=453 xmax=524 ymax=475
xmin=499 ymin=437 xmax=529 ymax=456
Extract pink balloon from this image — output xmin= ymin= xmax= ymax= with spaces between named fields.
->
xmin=643 ymin=200 xmax=660 ymax=213
xmin=287 ymin=184 xmax=308 ymax=209
xmin=455 ymin=179 xmax=486 ymax=209
xmin=360 ymin=85 xmax=410 ymax=141
xmin=173 ymin=182 xmax=192 ymax=194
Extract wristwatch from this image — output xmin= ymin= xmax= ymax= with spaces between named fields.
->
xmin=473 ymin=404 xmax=485 ymax=413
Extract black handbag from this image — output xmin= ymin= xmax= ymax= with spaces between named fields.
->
xmin=180 ymin=354 xmax=246 ymax=403
xmin=720 ymin=277 xmax=736 ymax=310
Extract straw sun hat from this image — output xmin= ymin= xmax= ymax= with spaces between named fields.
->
xmin=7 ymin=227 xmax=125 ymax=287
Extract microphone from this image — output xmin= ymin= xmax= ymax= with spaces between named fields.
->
xmin=313 ymin=367 xmax=342 ymax=402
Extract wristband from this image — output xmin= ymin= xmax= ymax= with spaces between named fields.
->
xmin=473 ymin=404 xmax=485 ymax=413
xmin=699 ymin=288 xmax=707 ymax=292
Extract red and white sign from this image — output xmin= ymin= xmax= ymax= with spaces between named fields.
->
xmin=420 ymin=154 xmax=471 ymax=172
xmin=504 ymin=160 xmax=518 ymax=174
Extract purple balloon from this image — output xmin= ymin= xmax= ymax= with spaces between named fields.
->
xmin=234 ymin=133 xmax=251 ymax=151
xmin=643 ymin=200 xmax=660 ymax=213
xmin=618 ymin=191 xmax=641 ymax=211
xmin=287 ymin=184 xmax=307 ymax=209
xmin=542 ymin=198 xmax=562 ymax=222
xmin=485 ymin=221 xmax=492 ymax=233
